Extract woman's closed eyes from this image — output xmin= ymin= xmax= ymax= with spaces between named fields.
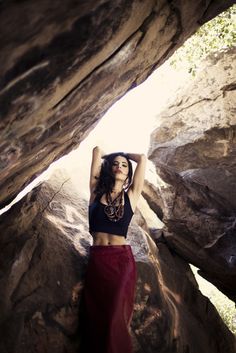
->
xmin=113 ymin=162 xmax=128 ymax=167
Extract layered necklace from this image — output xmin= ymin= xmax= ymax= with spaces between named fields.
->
xmin=104 ymin=190 xmax=124 ymax=222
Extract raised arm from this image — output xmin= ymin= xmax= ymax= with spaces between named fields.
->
xmin=89 ymin=146 xmax=104 ymax=202
xmin=127 ymin=153 xmax=147 ymax=211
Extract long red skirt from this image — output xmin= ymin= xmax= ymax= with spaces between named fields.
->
xmin=83 ymin=245 xmax=137 ymax=353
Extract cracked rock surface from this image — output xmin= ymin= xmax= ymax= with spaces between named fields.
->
xmin=147 ymin=48 xmax=236 ymax=302
xmin=0 ymin=169 xmax=235 ymax=353
xmin=0 ymin=2 xmax=236 ymax=352
xmin=0 ymin=0 xmax=233 ymax=208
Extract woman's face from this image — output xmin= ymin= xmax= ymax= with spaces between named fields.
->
xmin=111 ymin=156 xmax=129 ymax=182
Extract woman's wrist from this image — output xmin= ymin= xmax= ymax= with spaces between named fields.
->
xmin=94 ymin=147 xmax=146 ymax=163
xmin=126 ymin=153 xmax=146 ymax=163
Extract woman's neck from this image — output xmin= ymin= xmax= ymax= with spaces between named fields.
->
xmin=111 ymin=181 xmax=124 ymax=194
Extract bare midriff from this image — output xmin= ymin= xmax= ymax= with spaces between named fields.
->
xmin=92 ymin=232 xmax=126 ymax=246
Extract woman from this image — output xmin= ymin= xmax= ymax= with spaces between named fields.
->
xmin=84 ymin=146 xmax=146 ymax=353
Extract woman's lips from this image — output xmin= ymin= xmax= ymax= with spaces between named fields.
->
xmin=115 ymin=170 xmax=122 ymax=174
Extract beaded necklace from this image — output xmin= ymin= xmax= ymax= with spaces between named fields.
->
xmin=104 ymin=190 xmax=124 ymax=222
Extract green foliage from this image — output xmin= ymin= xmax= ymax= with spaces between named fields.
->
xmin=170 ymin=5 xmax=236 ymax=75
xmin=211 ymin=292 xmax=236 ymax=335
xmin=191 ymin=266 xmax=236 ymax=335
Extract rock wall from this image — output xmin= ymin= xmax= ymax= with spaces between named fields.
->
xmin=0 ymin=170 xmax=235 ymax=353
xmin=1 ymin=2 xmax=235 ymax=352
xmin=147 ymin=48 xmax=236 ymax=302
xmin=0 ymin=0 xmax=233 ymax=208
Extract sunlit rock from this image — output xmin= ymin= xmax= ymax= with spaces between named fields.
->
xmin=0 ymin=0 xmax=233 ymax=208
xmin=0 ymin=169 xmax=235 ymax=352
xmin=149 ymin=48 xmax=236 ymax=208
xmin=147 ymin=48 xmax=236 ymax=302
xmin=0 ymin=2 xmax=235 ymax=351
xmin=0 ymin=170 xmax=90 ymax=353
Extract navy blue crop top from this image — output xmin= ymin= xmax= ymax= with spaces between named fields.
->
xmin=88 ymin=192 xmax=134 ymax=238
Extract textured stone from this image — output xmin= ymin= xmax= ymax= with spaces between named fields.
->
xmin=148 ymin=49 xmax=236 ymax=209
xmin=0 ymin=2 xmax=236 ymax=352
xmin=0 ymin=169 xmax=235 ymax=353
xmin=0 ymin=170 xmax=89 ymax=353
xmin=147 ymin=49 xmax=236 ymax=302
xmin=0 ymin=0 xmax=233 ymax=208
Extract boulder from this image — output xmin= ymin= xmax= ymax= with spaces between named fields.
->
xmin=0 ymin=170 xmax=235 ymax=352
xmin=0 ymin=0 xmax=233 ymax=208
xmin=149 ymin=48 xmax=236 ymax=209
xmin=147 ymin=48 xmax=236 ymax=302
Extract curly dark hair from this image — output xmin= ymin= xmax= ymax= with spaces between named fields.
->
xmin=94 ymin=152 xmax=133 ymax=198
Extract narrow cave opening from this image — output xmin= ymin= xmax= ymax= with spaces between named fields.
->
xmin=0 ymin=4 xmax=235 ymax=353
xmin=1 ymin=49 xmax=235 ymax=337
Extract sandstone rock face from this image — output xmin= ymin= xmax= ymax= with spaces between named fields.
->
xmin=149 ymin=49 xmax=236 ymax=209
xmin=0 ymin=171 xmax=89 ymax=353
xmin=1 ymin=2 xmax=235 ymax=352
xmin=0 ymin=0 xmax=233 ymax=208
xmin=147 ymin=49 xmax=236 ymax=302
xmin=0 ymin=170 xmax=235 ymax=353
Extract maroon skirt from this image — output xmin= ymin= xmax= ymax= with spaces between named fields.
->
xmin=83 ymin=245 xmax=137 ymax=353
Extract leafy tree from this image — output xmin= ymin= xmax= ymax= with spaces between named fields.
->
xmin=170 ymin=5 xmax=236 ymax=75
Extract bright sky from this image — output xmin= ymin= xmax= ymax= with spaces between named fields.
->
xmin=1 ymin=60 xmax=191 ymax=214
xmin=77 ymin=59 xmax=191 ymax=156
xmin=59 ymin=59 xmax=192 ymax=187
xmin=2 ymin=55 xmax=234 ymax=317
xmin=58 ymin=59 xmax=192 ymax=192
